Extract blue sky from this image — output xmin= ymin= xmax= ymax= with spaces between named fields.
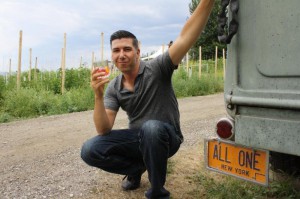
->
xmin=0 ymin=0 xmax=191 ymax=72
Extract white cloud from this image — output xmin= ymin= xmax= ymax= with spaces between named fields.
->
xmin=0 ymin=0 xmax=191 ymax=71
xmin=0 ymin=1 xmax=82 ymax=51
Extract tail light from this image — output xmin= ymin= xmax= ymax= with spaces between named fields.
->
xmin=216 ymin=117 xmax=234 ymax=140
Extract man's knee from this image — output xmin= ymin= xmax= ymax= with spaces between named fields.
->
xmin=140 ymin=120 xmax=169 ymax=141
xmin=80 ymin=137 xmax=104 ymax=166
xmin=80 ymin=139 xmax=93 ymax=164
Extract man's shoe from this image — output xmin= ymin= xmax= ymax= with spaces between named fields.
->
xmin=121 ymin=174 xmax=142 ymax=191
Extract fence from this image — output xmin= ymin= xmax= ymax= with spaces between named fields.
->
xmin=1 ymin=30 xmax=226 ymax=93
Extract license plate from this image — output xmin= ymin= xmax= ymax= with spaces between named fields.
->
xmin=205 ymin=138 xmax=269 ymax=186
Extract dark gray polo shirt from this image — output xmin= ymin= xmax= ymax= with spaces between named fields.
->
xmin=104 ymin=51 xmax=183 ymax=140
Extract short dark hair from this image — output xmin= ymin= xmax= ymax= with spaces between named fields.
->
xmin=110 ymin=30 xmax=139 ymax=49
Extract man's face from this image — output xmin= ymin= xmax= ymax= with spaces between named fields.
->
xmin=111 ymin=38 xmax=140 ymax=73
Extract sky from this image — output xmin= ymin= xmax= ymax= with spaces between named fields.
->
xmin=0 ymin=0 xmax=192 ymax=72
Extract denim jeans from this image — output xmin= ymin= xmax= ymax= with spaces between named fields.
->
xmin=81 ymin=120 xmax=182 ymax=199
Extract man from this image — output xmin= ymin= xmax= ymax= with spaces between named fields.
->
xmin=81 ymin=0 xmax=215 ymax=198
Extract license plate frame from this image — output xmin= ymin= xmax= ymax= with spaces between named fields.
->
xmin=205 ymin=138 xmax=269 ymax=186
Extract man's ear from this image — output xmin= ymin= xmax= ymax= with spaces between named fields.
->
xmin=136 ymin=48 xmax=141 ymax=59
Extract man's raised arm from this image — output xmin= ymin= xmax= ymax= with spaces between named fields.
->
xmin=169 ymin=0 xmax=215 ymax=65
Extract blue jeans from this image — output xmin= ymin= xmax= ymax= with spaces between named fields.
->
xmin=81 ymin=120 xmax=182 ymax=199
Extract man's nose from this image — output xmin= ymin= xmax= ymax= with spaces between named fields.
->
xmin=119 ymin=50 xmax=125 ymax=58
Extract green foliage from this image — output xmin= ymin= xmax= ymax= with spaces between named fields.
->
xmin=0 ymin=76 xmax=5 ymax=98
xmin=65 ymin=67 xmax=91 ymax=90
xmin=0 ymin=59 xmax=224 ymax=123
xmin=2 ymin=88 xmax=55 ymax=118
xmin=58 ymin=87 xmax=95 ymax=113
xmin=0 ymin=112 xmax=12 ymax=123
xmin=0 ymin=86 xmax=94 ymax=122
xmin=172 ymin=60 xmax=224 ymax=98
xmin=0 ymin=67 xmax=95 ymax=122
xmin=189 ymin=0 xmax=227 ymax=59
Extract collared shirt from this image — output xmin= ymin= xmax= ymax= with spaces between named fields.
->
xmin=104 ymin=51 xmax=183 ymax=140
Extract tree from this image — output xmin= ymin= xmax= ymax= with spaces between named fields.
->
xmin=189 ymin=0 xmax=226 ymax=60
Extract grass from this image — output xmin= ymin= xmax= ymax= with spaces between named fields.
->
xmin=167 ymin=159 xmax=176 ymax=175
xmin=0 ymin=60 xmax=224 ymax=123
xmin=173 ymin=68 xmax=223 ymax=98
xmin=186 ymin=171 xmax=300 ymax=199
xmin=0 ymin=86 xmax=95 ymax=122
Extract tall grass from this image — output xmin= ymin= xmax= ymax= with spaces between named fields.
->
xmin=0 ymin=87 xmax=94 ymax=120
xmin=0 ymin=67 xmax=95 ymax=122
xmin=173 ymin=59 xmax=224 ymax=97
xmin=173 ymin=68 xmax=223 ymax=98
xmin=0 ymin=59 xmax=224 ymax=123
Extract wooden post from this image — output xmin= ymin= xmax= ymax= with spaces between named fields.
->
xmin=28 ymin=48 xmax=32 ymax=81
xmin=60 ymin=47 xmax=64 ymax=91
xmin=199 ymin=46 xmax=202 ymax=79
xmin=186 ymin=51 xmax=189 ymax=73
xmin=101 ymin=32 xmax=104 ymax=64
xmin=34 ymin=57 xmax=38 ymax=81
xmin=17 ymin=30 xmax=23 ymax=90
xmin=9 ymin=58 xmax=12 ymax=79
xmin=80 ymin=56 xmax=82 ymax=68
xmin=61 ymin=48 xmax=64 ymax=69
xmin=61 ymin=48 xmax=65 ymax=94
xmin=61 ymin=33 xmax=66 ymax=94
xmin=215 ymin=46 xmax=218 ymax=78
xmin=223 ymin=48 xmax=226 ymax=80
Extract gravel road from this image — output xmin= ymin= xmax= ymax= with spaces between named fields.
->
xmin=0 ymin=93 xmax=226 ymax=199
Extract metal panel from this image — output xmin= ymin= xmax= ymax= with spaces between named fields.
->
xmin=254 ymin=1 xmax=300 ymax=77
xmin=226 ymin=0 xmax=300 ymax=94
xmin=235 ymin=115 xmax=300 ymax=156
xmin=225 ymin=0 xmax=300 ymax=155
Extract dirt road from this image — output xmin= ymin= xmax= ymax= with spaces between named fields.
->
xmin=0 ymin=93 xmax=226 ymax=199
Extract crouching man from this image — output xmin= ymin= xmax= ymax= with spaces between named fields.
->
xmin=81 ymin=1 xmax=215 ymax=198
